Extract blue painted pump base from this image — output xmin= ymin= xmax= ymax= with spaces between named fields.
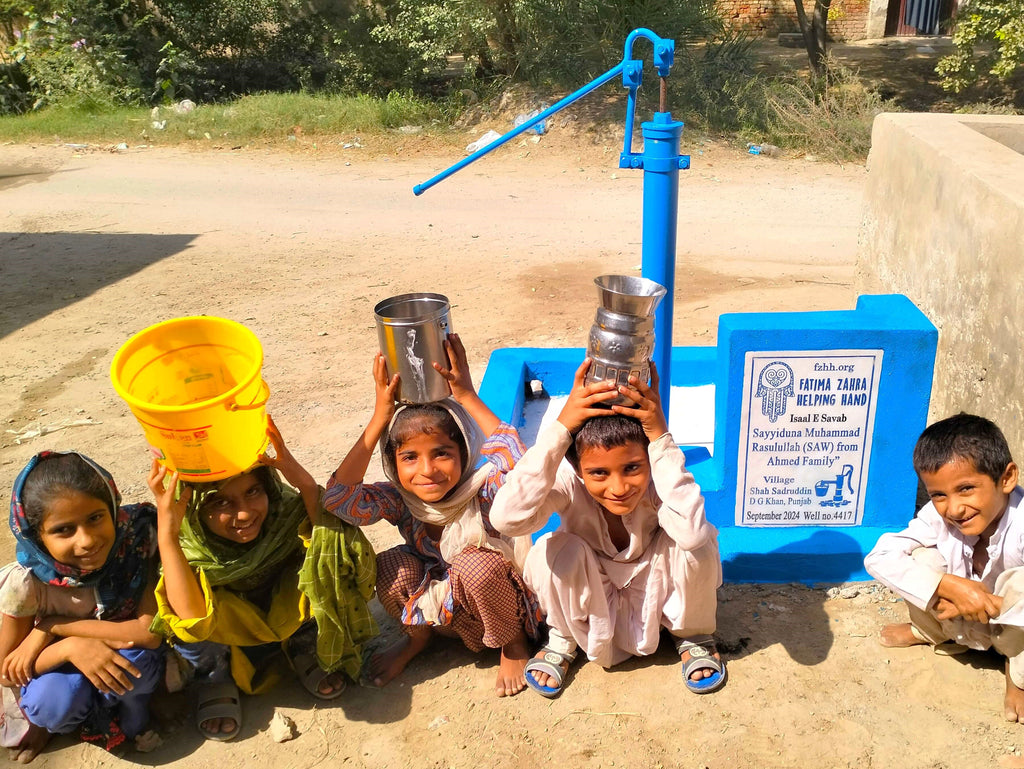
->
xmin=409 ymin=33 xmax=939 ymax=585
xmin=478 ymin=295 xmax=938 ymax=585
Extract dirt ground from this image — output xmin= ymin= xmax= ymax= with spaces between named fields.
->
xmin=1 ymin=128 xmax=1022 ymax=769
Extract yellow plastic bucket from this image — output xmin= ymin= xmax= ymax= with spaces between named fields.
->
xmin=110 ymin=316 xmax=270 ymax=482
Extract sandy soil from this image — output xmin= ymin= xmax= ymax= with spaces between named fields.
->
xmin=1 ymin=135 xmax=1021 ymax=769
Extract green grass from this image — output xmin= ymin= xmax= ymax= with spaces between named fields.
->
xmin=0 ymin=91 xmax=450 ymax=145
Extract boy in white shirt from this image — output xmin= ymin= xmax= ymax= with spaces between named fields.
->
xmin=865 ymin=413 xmax=1024 ymax=722
xmin=490 ymin=360 xmax=724 ymax=697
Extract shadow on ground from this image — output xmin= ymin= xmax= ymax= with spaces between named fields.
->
xmin=0 ymin=231 xmax=199 ymax=340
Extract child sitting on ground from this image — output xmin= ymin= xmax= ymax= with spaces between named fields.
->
xmin=0 ymin=452 xmax=163 ymax=763
xmin=325 ymin=333 xmax=541 ymax=697
xmin=490 ymin=359 xmax=725 ymax=697
xmin=149 ymin=417 xmax=377 ymax=741
xmin=865 ymin=412 xmax=1024 ymax=722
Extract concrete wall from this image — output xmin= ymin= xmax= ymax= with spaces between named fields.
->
xmin=865 ymin=0 xmax=889 ymax=39
xmin=857 ymin=112 xmax=1024 ymax=456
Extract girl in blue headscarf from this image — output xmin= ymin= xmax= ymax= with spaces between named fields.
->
xmin=0 ymin=452 xmax=163 ymax=763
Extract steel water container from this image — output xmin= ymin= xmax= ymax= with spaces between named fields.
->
xmin=584 ymin=275 xmax=667 ymax=404
xmin=374 ymin=292 xmax=452 ymax=403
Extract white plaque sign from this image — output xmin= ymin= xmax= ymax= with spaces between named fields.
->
xmin=736 ymin=349 xmax=883 ymax=526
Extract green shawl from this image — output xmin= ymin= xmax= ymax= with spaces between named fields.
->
xmin=168 ymin=468 xmax=378 ymax=678
xmin=298 ymin=509 xmax=378 ymax=677
xmin=179 ymin=468 xmax=307 ymax=592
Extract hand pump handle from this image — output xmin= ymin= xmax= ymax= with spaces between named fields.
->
xmin=413 ymin=28 xmax=675 ymax=196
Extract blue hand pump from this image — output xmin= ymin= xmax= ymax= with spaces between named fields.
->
xmin=414 ymin=28 xmax=688 ymax=417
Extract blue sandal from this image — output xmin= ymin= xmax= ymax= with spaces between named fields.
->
xmin=524 ymin=647 xmax=576 ymax=698
xmin=675 ymin=636 xmax=726 ymax=694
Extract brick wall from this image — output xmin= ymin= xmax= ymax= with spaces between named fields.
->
xmin=828 ymin=0 xmax=870 ymax=40
xmin=716 ymin=0 xmax=871 ymax=41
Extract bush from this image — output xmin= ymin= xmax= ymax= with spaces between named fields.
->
xmin=937 ymin=0 xmax=1024 ymax=93
xmin=2 ymin=0 xmax=733 ymax=112
xmin=508 ymin=0 xmax=723 ymax=85
xmin=672 ymin=32 xmax=762 ymax=132
xmin=0 ymin=60 xmax=31 ymax=114
xmin=11 ymin=2 xmax=155 ymax=110
xmin=360 ymin=0 xmax=725 ymax=92
xmin=672 ymin=43 xmax=892 ymax=162
xmin=756 ymin=59 xmax=895 ymax=162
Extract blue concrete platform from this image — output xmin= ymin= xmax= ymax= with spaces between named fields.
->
xmin=479 ymin=294 xmax=938 ymax=584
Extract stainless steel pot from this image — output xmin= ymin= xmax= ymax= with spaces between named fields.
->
xmin=374 ymin=292 xmax=452 ymax=403
xmin=584 ymin=275 xmax=667 ymax=403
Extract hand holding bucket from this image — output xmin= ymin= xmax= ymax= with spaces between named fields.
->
xmin=111 ymin=316 xmax=271 ymax=482
xmin=428 ymin=333 xmax=475 ymax=402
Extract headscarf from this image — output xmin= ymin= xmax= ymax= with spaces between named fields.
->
xmin=171 ymin=466 xmax=378 ymax=679
xmin=176 ymin=466 xmax=307 ymax=593
xmin=380 ymin=398 xmax=522 ymax=568
xmin=9 ymin=451 xmax=156 ymax=622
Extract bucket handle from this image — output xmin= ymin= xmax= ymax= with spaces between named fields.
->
xmin=228 ymin=380 xmax=270 ymax=411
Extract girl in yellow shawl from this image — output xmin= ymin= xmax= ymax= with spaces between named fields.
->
xmin=148 ymin=418 xmax=376 ymax=741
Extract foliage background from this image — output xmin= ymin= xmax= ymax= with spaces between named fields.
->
xmin=0 ymin=0 xmax=728 ymax=112
xmin=0 ymin=0 xmax=1019 ymax=161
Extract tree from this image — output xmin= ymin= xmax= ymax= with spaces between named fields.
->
xmin=936 ymin=0 xmax=1024 ymax=93
xmin=792 ymin=0 xmax=833 ymax=83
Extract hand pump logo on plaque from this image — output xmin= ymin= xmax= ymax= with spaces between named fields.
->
xmin=736 ymin=350 xmax=883 ymax=526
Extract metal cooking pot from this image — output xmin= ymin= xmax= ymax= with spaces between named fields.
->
xmin=584 ymin=275 xmax=667 ymax=404
xmin=374 ymin=292 xmax=452 ymax=403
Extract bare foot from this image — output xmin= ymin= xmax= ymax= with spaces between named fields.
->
xmin=7 ymin=723 xmax=50 ymax=764
xmin=1005 ymin=664 xmax=1024 ymax=723
xmin=879 ymin=623 xmax=928 ymax=648
xmin=367 ymin=629 xmax=431 ymax=687
xmin=496 ymin=632 xmax=529 ymax=697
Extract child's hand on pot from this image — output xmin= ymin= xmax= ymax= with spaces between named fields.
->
xmin=148 ymin=460 xmax=191 ymax=541
xmin=557 ymin=358 xmax=619 ymax=434
xmin=612 ymin=361 xmax=669 ymax=441
xmin=259 ymin=416 xmax=315 ymax=491
xmin=372 ymin=352 xmax=400 ymax=423
xmin=433 ymin=333 xmax=476 ymax=403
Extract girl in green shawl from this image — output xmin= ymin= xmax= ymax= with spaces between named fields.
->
xmin=148 ymin=418 xmax=377 ymax=742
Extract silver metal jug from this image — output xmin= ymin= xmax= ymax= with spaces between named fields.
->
xmin=584 ymin=275 xmax=667 ymax=404
xmin=374 ymin=292 xmax=452 ymax=403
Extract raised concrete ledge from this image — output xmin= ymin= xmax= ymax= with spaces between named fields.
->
xmin=857 ymin=113 xmax=1024 ymax=453
xmin=966 ymin=120 xmax=1024 ymax=157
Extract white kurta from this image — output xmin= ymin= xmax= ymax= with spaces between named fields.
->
xmin=490 ymin=421 xmax=721 ymax=667
xmin=865 ymin=486 xmax=1024 ymax=650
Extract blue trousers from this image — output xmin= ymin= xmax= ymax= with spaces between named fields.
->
xmin=19 ymin=647 xmax=164 ymax=738
xmin=174 ymin=640 xmax=232 ymax=683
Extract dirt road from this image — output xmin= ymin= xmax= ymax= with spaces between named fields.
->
xmin=2 ymin=138 xmax=1019 ymax=769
